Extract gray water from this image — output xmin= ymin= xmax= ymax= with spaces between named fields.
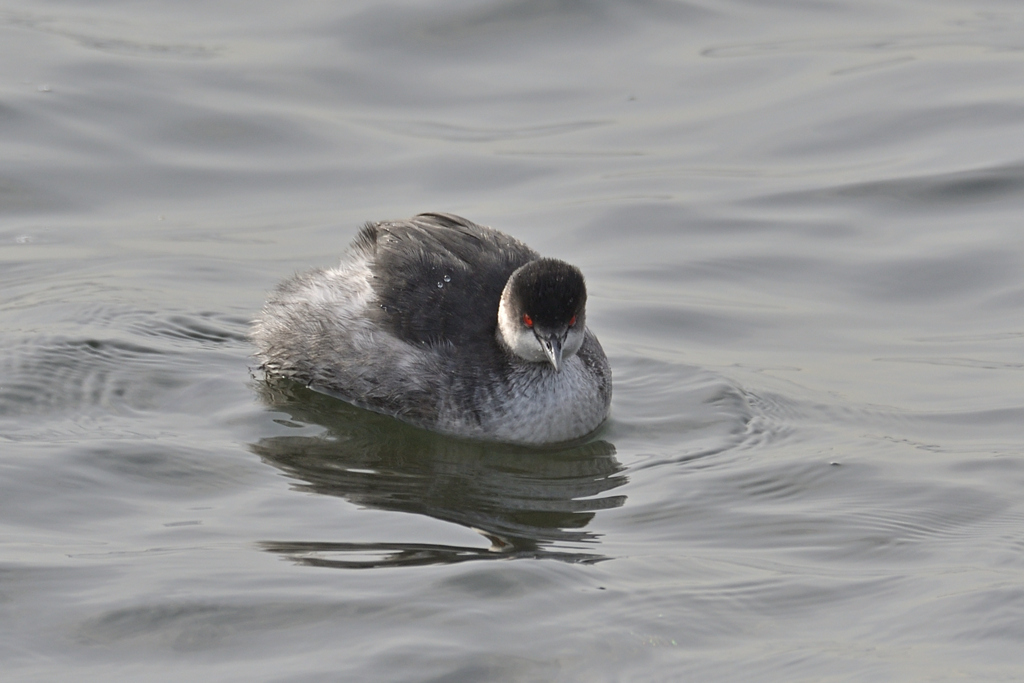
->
xmin=3 ymin=0 xmax=1024 ymax=680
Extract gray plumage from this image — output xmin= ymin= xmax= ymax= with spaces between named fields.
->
xmin=250 ymin=213 xmax=611 ymax=444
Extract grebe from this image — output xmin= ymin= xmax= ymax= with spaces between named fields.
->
xmin=251 ymin=213 xmax=611 ymax=444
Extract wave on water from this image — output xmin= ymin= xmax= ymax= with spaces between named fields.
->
xmin=0 ymin=306 xmax=249 ymax=440
xmin=607 ymin=356 xmax=798 ymax=471
xmin=753 ymin=162 xmax=1024 ymax=210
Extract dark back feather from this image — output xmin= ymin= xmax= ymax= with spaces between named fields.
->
xmin=363 ymin=213 xmax=539 ymax=349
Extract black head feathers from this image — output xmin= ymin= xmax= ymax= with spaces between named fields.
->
xmin=508 ymin=258 xmax=586 ymax=328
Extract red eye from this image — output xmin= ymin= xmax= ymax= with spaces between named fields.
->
xmin=568 ymin=315 xmax=576 ymax=327
xmin=522 ymin=313 xmax=533 ymax=328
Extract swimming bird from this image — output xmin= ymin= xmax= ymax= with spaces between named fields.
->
xmin=251 ymin=213 xmax=611 ymax=444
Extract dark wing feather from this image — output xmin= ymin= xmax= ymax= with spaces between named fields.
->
xmin=365 ymin=213 xmax=538 ymax=349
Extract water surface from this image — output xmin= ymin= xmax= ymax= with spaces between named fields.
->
xmin=3 ymin=0 xmax=1024 ymax=680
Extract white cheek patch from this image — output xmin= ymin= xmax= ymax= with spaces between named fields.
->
xmin=563 ymin=325 xmax=585 ymax=358
xmin=496 ymin=295 xmax=547 ymax=363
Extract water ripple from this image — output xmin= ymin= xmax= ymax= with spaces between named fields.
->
xmin=754 ymin=162 xmax=1024 ymax=209
xmin=0 ymin=309 xmax=247 ymax=431
xmin=358 ymin=118 xmax=607 ymax=142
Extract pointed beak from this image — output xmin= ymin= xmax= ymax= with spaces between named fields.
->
xmin=540 ymin=334 xmax=563 ymax=372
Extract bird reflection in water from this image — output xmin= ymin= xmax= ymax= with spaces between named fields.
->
xmin=251 ymin=380 xmax=627 ymax=568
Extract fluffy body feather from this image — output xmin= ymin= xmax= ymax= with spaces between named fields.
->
xmin=250 ymin=213 xmax=611 ymax=444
